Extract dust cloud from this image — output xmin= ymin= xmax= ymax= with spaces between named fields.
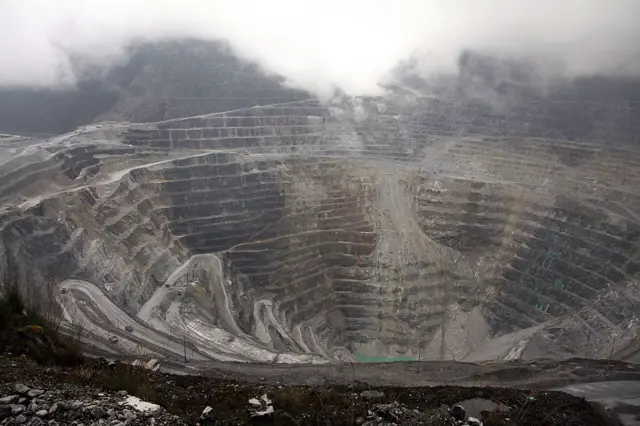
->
xmin=1 ymin=0 xmax=639 ymax=96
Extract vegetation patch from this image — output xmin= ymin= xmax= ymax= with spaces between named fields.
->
xmin=0 ymin=275 xmax=83 ymax=366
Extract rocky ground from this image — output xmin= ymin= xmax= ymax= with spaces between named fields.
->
xmin=0 ymin=356 xmax=619 ymax=426
xmin=0 ymin=374 xmax=186 ymax=426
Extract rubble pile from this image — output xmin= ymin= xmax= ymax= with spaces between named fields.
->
xmin=0 ymin=382 xmax=186 ymax=426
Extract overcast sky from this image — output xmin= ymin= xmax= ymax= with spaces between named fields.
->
xmin=1 ymin=0 xmax=639 ymax=96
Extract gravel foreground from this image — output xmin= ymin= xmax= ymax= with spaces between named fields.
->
xmin=0 ymin=357 xmax=620 ymax=426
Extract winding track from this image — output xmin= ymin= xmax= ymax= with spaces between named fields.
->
xmin=58 ymin=259 xmax=329 ymax=363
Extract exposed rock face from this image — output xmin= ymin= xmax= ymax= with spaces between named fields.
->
xmin=1 ymin=43 xmax=639 ymax=364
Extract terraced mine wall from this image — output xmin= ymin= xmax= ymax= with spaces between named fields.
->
xmin=0 ymin=96 xmax=639 ymax=363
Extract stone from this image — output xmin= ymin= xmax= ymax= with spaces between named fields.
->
xmin=451 ymin=405 xmax=466 ymax=422
xmin=27 ymin=390 xmax=44 ymax=398
xmin=247 ymin=394 xmax=274 ymax=419
xmin=14 ymin=385 xmax=29 ymax=395
xmin=14 ymin=414 xmax=27 ymax=424
xmin=360 ymin=390 xmax=385 ymax=401
xmin=123 ymin=409 xmax=136 ymax=421
xmin=144 ymin=359 xmax=160 ymax=371
xmin=91 ymin=406 xmax=107 ymax=419
xmin=36 ymin=409 xmax=48 ymax=417
xmin=200 ymin=406 xmax=216 ymax=424
xmin=467 ymin=417 xmax=483 ymax=426
xmin=48 ymin=403 xmax=59 ymax=414
xmin=10 ymin=404 xmax=26 ymax=415
xmin=67 ymin=411 xmax=80 ymax=421
xmin=0 ymin=395 xmax=18 ymax=404
xmin=124 ymin=396 xmax=160 ymax=413
xmin=0 ymin=405 xmax=12 ymax=420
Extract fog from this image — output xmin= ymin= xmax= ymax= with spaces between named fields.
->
xmin=1 ymin=0 xmax=639 ymax=96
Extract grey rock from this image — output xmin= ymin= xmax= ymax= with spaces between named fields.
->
xmin=0 ymin=405 xmax=12 ymax=420
xmin=91 ymin=406 xmax=106 ymax=419
xmin=467 ymin=417 xmax=483 ymax=426
xmin=117 ymin=391 xmax=128 ymax=397
xmin=360 ymin=390 xmax=385 ymax=401
xmin=14 ymin=414 xmax=27 ymax=424
xmin=66 ymin=411 xmax=80 ymax=421
xmin=48 ymin=403 xmax=58 ymax=414
xmin=200 ymin=406 xmax=216 ymax=424
xmin=27 ymin=390 xmax=44 ymax=398
xmin=451 ymin=405 xmax=466 ymax=422
xmin=122 ymin=409 xmax=136 ymax=421
xmin=10 ymin=404 xmax=26 ymax=415
xmin=36 ymin=409 xmax=48 ymax=417
xmin=0 ymin=395 xmax=18 ymax=404
xmin=17 ymin=398 xmax=26 ymax=404
xmin=14 ymin=385 xmax=30 ymax=395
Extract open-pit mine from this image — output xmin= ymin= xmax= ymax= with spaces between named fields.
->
xmin=1 ymin=42 xmax=639 ymax=368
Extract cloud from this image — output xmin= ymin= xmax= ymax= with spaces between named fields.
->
xmin=1 ymin=0 xmax=639 ymax=96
